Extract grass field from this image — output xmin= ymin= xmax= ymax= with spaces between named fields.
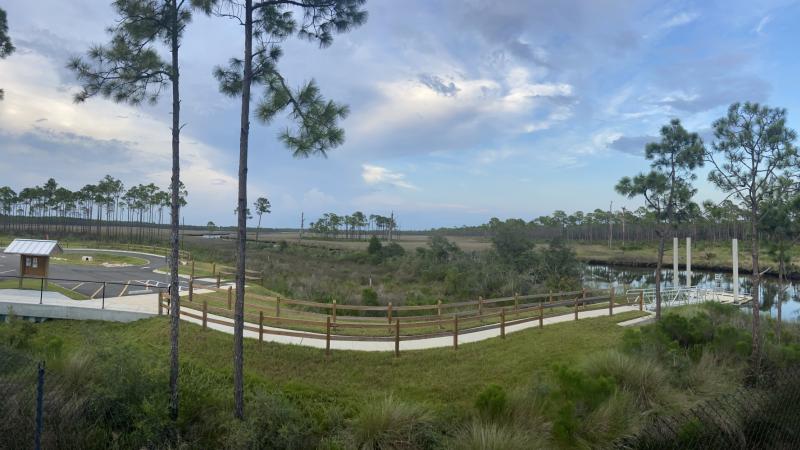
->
xmin=0 ymin=278 xmax=89 ymax=300
xmin=16 ymin=311 xmax=644 ymax=411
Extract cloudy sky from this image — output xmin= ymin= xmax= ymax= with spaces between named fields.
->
xmin=1 ymin=0 xmax=799 ymax=229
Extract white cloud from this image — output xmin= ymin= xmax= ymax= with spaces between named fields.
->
xmin=0 ymin=47 xmax=238 ymax=220
xmin=660 ymin=11 xmax=699 ymax=30
xmin=754 ymin=15 xmax=771 ymax=34
xmin=361 ymin=164 xmax=418 ymax=190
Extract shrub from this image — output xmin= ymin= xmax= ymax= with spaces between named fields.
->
xmin=475 ymin=384 xmax=507 ymax=420
xmin=227 ymin=392 xmax=320 ymax=450
xmin=549 ymin=365 xmax=615 ymax=444
xmin=583 ymin=350 xmax=670 ymax=410
xmin=367 ymin=236 xmax=382 ymax=255
xmin=346 ymin=396 xmax=438 ymax=450
xmin=361 ymin=288 xmax=379 ymax=307
xmin=448 ymin=421 xmax=535 ymax=450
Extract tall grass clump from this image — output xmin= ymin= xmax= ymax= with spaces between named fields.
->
xmin=583 ymin=350 xmax=671 ymax=411
xmin=448 ymin=421 xmax=539 ymax=450
xmin=346 ymin=395 xmax=439 ymax=449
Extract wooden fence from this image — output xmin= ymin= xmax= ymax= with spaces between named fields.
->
xmin=159 ymin=288 xmax=646 ymax=356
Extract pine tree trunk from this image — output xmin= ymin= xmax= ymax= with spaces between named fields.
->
xmin=749 ymin=207 xmax=761 ymax=373
xmin=233 ymin=0 xmax=253 ymax=421
xmin=168 ymin=0 xmax=182 ymax=423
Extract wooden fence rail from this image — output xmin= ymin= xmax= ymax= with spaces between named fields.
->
xmin=163 ymin=287 xmax=639 ymax=355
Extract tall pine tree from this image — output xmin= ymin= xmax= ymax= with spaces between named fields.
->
xmin=203 ymin=0 xmax=367 ymax=419
xmin=0 ymin=7 xmax=15 ymax=100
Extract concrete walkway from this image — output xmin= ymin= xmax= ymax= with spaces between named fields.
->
xmin=0 ymin=287 xmax=649 ymax=351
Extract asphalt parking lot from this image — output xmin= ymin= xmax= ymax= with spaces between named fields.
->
xmin=0 ymin=249 xmax=208 ymax=298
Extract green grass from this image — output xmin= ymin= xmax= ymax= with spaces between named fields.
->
xmin=16 ymin=311 xmax=644 ymax=412
xmin=51 ymin=252 xmax=149 ymax=267
xmin=0 ymin=279 xmax=89 ymax=300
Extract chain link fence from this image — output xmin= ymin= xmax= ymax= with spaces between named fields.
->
xmin=615 ymin=366 xmax=800 ymax=449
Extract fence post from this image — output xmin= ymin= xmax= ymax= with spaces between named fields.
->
xmin=227 ymin=286 xmax=232 ymax=310
xmin=259 ymin=311 xmax=264 ymax=343
xmin=478 ymin=296 xmax=483 ymax=317
xmin=102 ymin=282 xmax=106 ymax=309
xmin=394 ymin=319 xmax=400 ymax=357
xmin=539 ymin=301 xmax=544 ymax=328
xmin=189 ymin=279 xmax=193 ymax=303
xmin=453 ymin=314 xmax=459 ymax=350
xmin=35 ymin=361 xmax=44 ymax=450
xmin=437 ymin=300 xmax=442 ymax=329
xmin=332 ymin=300 xmax=337 ymax=323
xmin=639 ymin=292 xmax=643 ymax=311
xmin=500 ymin=308 xmax=506 ymax=339
xmin=39 ymin=277 xmax=44 ymax=305
xmin=158 ymin=292 xmax=163 ymax=315
xmin=216 ymin=273 xmax=221 ymax=289
xmin=574 ymin=296 xmax=578 ymax=320
xmin=514 ymin=293 xmax=519 ymax=317
xmin=276 ymin=296 xmax=281 ymax=318
xmin=609 ymin=287 xmax=615 ymax=316
xmin=326 ymin=316 xmax=331 ymax=356
xmin=549 ymin=290 xmax=553 ymax=303
xmin=202 ymin=301 xmax=208 ymax=329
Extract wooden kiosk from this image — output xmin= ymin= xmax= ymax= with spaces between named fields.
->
xmin=3 ymin=239 xmax=63 ymax=287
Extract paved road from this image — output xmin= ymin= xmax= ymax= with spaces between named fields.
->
xmin=0 ymin=249 xmax=213 ymax=299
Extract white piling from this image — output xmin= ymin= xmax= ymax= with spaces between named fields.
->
xmin=732 ymin=238 xmax=739 ymax=302
xmin=686 ymin=237 xmax=692 ymax=288
xmin=673 ymin=237 xmax=679 ymax=287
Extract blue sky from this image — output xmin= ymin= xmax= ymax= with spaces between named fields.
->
xmin=1 ymin=0 xmax=799 ymax=229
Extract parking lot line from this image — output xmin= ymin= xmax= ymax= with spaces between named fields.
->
xmin=120 ymin=282 xmax=130 ymax=297
xmin=90 ymin=285 xmax=104 ymax=299
xmin=71 ymin=282 xmax=85 ymax=291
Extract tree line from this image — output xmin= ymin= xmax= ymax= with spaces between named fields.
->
xmin=308 ymin=211 xmax=396 ymax=240
xmin=434 ymin=200 xmax=754 ymax=244
xmin=0 ymin=176 xmax=187 ymax=241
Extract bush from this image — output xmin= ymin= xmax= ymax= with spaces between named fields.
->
xmin=583 ymin=350 xmax=670 ymax=410
xmin=549 ymin=365 xmax=615 ymax=444
xmin=361 ymin=288 xmax=379 ymax=307
xmin=227 ymin=392 xmax=320 ymax=450
xmin=448 ymin=421 xmax=535 ymax=450
xmin=367 ymin=236 xmax=382 ymax=255
xmin=346 ymin=396 xmax=438 ymax=450
xmin=475 ymin=384 xmax=507 ymax=420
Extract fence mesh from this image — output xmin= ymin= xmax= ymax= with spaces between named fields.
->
xmin=615 ymin=366 xmax=800 ymax=449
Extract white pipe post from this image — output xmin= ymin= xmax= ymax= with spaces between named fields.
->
xmin=732 ymin=238 xmax=739 ymax=302
xmin=673 ymin=237 xmax=679 ymax=288
xmin=686 ymin=237 xmax=692 ymax=288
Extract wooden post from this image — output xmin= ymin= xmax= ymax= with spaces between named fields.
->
xmin=539 ymin=301 xmax=544 ymax=328
xmin=394 ymin=319 xmax=400 ymax=357
xmin=259 ymin=311 xmax=264 ymax=342
xmin=276 ymin=296 xmax=281 ymax=318
xmin=639 ymin=292 xmax=643 ymax=311
xmin=332 ymin=300 xmax=337 ymax=323
xmin=189 ymin=279 xmax=193 ymax=303
xmin=202 ymin=301 xmax=208 ymax=329
xmin=549 ymin=290 xmax=553 ymax=303
xmin=437 ymin=300 xmax=443 ymax=329
xmin=500 ymin=308 xmax=506 ymax=339
xmin=478 ymin=296 xmax=483 ymax=316
xmin=453 ymin=315 xmax=459 ymax=350
xmin=326 ymin=316 xmax=331 ymax=356
xmin=227 ymin=286 xmax=232 ymax=310
xmin=157 ymin=291 xmax=163 ymax=316
xmin=609 ymin=287 xmax=615 ymax=316
xmin=216 ymin=273 xmax=221 ymax=288
xmin=574 ymin=296 xmax=578 ymax=320
xmin=387 ymin=302 xmax=393 ymax=324
xmin=514 ymin=293 xmax=519 ymax=317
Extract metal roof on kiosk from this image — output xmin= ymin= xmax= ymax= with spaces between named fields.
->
xmin=3 ymin=239 xmax=63 ymax=256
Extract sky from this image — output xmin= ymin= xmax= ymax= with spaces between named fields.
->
xmin=1 ymin=0 xmax=799 ymax=229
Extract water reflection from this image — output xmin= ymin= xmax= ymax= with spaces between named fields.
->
xmin=582 ymin=264 xmax=799 ymax=321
